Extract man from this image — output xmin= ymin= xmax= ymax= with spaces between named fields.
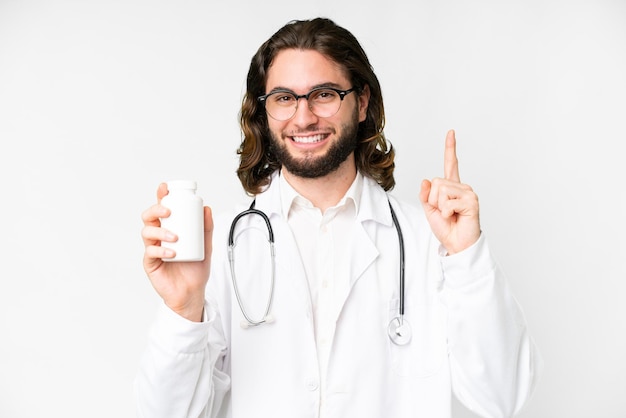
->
xmin=137 ymin=17 xmax=540 ymax=418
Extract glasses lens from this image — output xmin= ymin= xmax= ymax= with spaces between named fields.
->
xmin=309 ymin=89 xmax=341 ymax=118
xmin=265 ymin=92 xmax=297 ymax=121
xmin=264 ymin=88 xmax=343 ymax=121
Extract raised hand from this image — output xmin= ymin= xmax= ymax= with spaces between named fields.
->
xmin=419 ymin=130 xmax=481 ymax=255
xmin=141 ymin=183 xmax=213 ymax=322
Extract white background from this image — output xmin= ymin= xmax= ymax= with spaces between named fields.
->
xmin=1 ymin=0 xmax=625 ymax=417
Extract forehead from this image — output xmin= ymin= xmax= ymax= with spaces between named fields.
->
xmin=266 ymin=49 xmax=350 ymax=92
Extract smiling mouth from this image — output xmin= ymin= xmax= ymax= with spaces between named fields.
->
xmin=290 ymin=133 xmax=328 ymax=144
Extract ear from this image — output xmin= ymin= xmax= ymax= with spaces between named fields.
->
xmin=357 ymin=84 xmax=370 ymax=123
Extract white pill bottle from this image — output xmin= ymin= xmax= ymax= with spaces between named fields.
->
xmin=160 ymin=180 xmax=204 ymax=262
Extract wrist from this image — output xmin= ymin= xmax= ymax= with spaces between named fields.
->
xmin=166 ymin=296 xmax=205 ymax=322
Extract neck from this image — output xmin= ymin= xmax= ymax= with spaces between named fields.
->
xmin=282 ymin=156 xmax=357 ymax=213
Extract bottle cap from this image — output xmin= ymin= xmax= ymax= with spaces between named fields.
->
xmin=166 ymin=180 xmax=197 ymax=191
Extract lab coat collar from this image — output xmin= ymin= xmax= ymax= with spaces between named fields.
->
xmin=252 ymin=171 xmax=282 ymax=219
xmin=356 ymin=173 xmax=394 ymax=228
xmin=254 ymin=170 xmax=393 ymax=227
xmin=278 ymin=169 xmax=362 ymax=219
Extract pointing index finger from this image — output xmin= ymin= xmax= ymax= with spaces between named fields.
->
xmin=444 ymin=129 xmax=460 ymax=182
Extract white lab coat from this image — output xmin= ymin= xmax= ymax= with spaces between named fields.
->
xmin=135 ymin=173 xmax=541 ymax=418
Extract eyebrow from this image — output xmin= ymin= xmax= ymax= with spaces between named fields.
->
xmin=266 ymin=81 xmax=345 ymax=95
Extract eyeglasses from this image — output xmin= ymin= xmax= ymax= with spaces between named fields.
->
xmin=258 ymin=86 xmax=356 ymax=121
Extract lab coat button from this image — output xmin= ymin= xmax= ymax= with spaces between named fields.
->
xmin=305 ymin=379 xmax=319 ymax=391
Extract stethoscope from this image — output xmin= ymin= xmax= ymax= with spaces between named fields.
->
xmin=227 ymin=200 xmax=412 ymax=346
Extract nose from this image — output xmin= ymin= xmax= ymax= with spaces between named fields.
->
xmin=291 ymin=97 xmax=319 ymax=127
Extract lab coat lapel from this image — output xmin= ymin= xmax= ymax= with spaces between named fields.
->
xmin=329 ymin=222 xmax=378 ymax=322
xmin=331 ymin=176 xmax=392 ymax=322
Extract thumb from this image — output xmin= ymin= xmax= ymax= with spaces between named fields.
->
xmin=203 ymin=206 xmax=214 ymax=258
xmin=419 ymin=179 xmax=432 ymax=207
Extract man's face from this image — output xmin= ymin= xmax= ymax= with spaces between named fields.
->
xmin=264 ymin=48 xmax=369 ymax=179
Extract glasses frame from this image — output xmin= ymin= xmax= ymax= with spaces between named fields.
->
xmin=257 ymin=86 xmax=357 ymax=121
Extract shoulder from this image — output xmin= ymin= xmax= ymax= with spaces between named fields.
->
xmin=360 ymin=174 xmax=428 ymax=231
xmin=387 ymin=193 xmax=428 ymax=232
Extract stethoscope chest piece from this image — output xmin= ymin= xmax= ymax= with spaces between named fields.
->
xmin=388 ymin=317 xmax=412 ymax=345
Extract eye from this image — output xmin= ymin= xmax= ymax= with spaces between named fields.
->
xmin=310 ymin=89 xmax=338 ymax=103
xmin=270 ymin=92 xmax=296 ymax=105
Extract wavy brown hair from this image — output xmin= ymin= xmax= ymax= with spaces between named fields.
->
xmin=237 ymin=18 xmax=395 ymax=195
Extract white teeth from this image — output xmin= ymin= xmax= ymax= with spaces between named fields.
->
xmin=292 ymin=134 xmax=325 ymax=144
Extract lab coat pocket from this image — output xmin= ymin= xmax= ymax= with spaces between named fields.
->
xmin=388 ymin=298 xmax=447 ymax=378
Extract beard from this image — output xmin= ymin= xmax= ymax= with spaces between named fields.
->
xmin=268 ymin=110 xmax=360 ymax=179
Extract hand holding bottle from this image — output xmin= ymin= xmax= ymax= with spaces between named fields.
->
xmin=141 ymin=182 xmax=213 ymax=322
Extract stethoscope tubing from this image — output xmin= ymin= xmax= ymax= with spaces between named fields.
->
xmin=388 ymin=201 xmax=405 ymax=319
xmin=228 ymin=198 xmax=411 ymax=344
xmin=228 ymin=202 xmax=276 ymax=327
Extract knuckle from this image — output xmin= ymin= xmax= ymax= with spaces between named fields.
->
xmin=141 ymin=225 xmax=153 ymax=239
xmin=431 ymin=177 xmax=444 ymax=186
